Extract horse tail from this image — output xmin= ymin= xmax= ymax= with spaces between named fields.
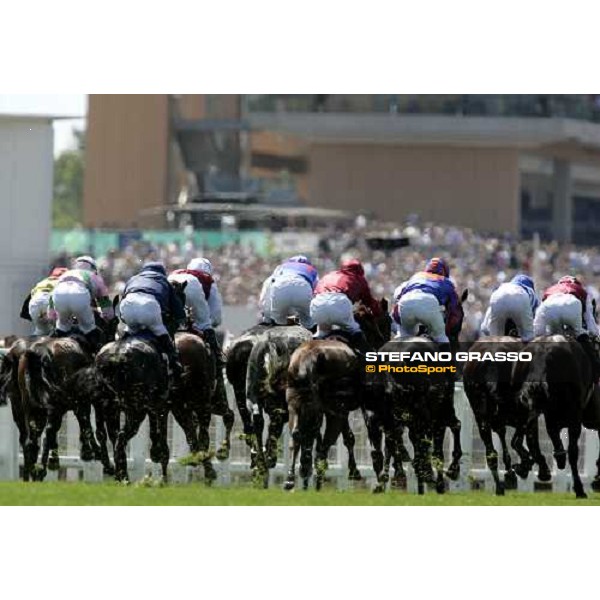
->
xmin=20 ymin=347 xmax=58 ymax=409
xmin=245 ymin=337 xmax=271 ymax=410
xmin=0 ymin=352 xmax=12 ymax=405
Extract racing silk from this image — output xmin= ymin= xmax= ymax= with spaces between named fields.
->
xmin=543 ymin=280 xmax=587 ymax=305
xmin=55 ymin=269 xmax=114 ymax=318
xmin=397 ymin=271 xmax=461 ymax=332
xmin=31 ymin=276 xmax=60 ymax=296
xmin=172 ymin=268 xmax=214 ymax=300
xmin=315 ymin=265 xmax=381 ymax=316
xmin=273 ymin=260 xmax=319 ymax=290
xmin=510 ymin=274 xmax=540 ymax=314
xmin=124 ymin=269 xmax=186 ymax=323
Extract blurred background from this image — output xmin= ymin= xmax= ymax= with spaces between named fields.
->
xmin=4 ymin=93 xmax=600 ymax=339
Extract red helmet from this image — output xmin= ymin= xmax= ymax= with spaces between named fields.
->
xmin=50 ymin=267 xmax=68 ymax=278
xmin=559 ymin=275 xmax=581 ymax=286
xmin=341 ymin=258 xmax=364 ymax=276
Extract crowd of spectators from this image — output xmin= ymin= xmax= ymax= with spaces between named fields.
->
xmin=51 ymin=217 xmax=600 ymax=341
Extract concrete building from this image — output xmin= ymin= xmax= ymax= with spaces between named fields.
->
xmin=82 ymin=95 xmax=600 ymax=242
xmin=0 ymin=114 xmax=54 ymax=337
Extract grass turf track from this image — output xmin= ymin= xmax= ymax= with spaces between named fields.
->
xmin=1 ymin=482 xmax=600 ymax=505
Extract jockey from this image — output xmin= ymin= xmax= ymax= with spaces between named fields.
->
xmin=50 ymin=256 xmax=114 ymax=352
xmin=168 ymin=256 xmax=224 ymax=363
xmin=393 ymin=257 xmax=460 ymax=348
xmin=534 ymin=275 xmax=600 ymax=377
xmin=259 ymin=255 xmax=319 ymax=329
xmin=310 ymin=258 xmax=381 ymax=353
xmin=119 ymin=262 xmax=186 ymax=377
xmin=480 ymin=274 xmax=539 ymax=341
xmin=20 ymin=267 xmax=68 ymax=336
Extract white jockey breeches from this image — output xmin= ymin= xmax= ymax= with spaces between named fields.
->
xmin=396 ymin=290 xmax=448 ymax=343
xmin=533 ymin=293 xmax=585 ymax=337
xmin=168 ymin=273 xmax=211 ymax=331
xmin=28 ymin=291 xmax=54 ymax=336
xmin=119 ymin=292 xmax=168 ymax=337
xmin=481 ymin=283 xmax=534 ymax=341
xmin=262 ymin=274 xmax=313 ymax=328
xmin=52 ymin=281 xmax=96 ymax=334
xmin=310 ymin=292 xmax=360 ymax=335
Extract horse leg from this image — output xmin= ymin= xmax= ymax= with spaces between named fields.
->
xmin=396 ymin=424 xmax=412 ymax=464
xmin=43 ymin=407 xmax=64 ymax=474
xmin=196 ymin=409 xmax=217 ymax=484
xmin=148 ymin=409 xmax=170 ymax=483
xmin=497 ymin=425 xmax=517 ymax=489
xmin=511 ymin=426 xmax=534 ymax=479
xmin=171 ymin=402 xmax=200 ymax=455
xmin=284 ymin=416 xmax=300 ymax=491
xmin=341 ymin=416 xmax=362 ymax=481
xmin=546 ymin=418 xmax=567 ymax=470
xmin=265 ymin=407 xmax=286 ymax=469
xmin=315 ymin=414 xmax=342 ymax=491
xmin=213 ymin=388 xmax=234 ymax=461
xmin=407 ymin=426 xmax=431 ymax=495
xmin=114 ymin=409 xmax=146 ymax=483
xmin=363 ymin=408 xmax=386 ymax=491
xmin=250 ymin=403 xmax=268 ymax=487
xmin=446 ymin=417 xmax=462 ymax=481
xmin=567 ymin=422 xmax=586 ymax=499
xmin=93 ymin=404 xmax=115 ymax=476
xmin=525 ymin=419 xmax=551 ymax=482
xmin=73 ymin=403 xmax=97 ymax=462
xmin=233 ymin=382 xmax=254 ymax=451
xmin=477 ymin=421 xmax=504 ymax=496
xmin=432 ymin=424 xmax=446 ymax=494
xmin=299 ymin=414 xmax=321 ymax=491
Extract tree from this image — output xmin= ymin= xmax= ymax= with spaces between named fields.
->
xmin=52 ymin=129 xmax=85 ymax=229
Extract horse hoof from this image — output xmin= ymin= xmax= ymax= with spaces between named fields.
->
xmin=436 ymin=479 xmax=446 ymax=494
xmin=391 ymin=475 xmax=407 ymax=490
xmin=576 ymin=491 xmax=588 ymax=500
xmin=496 ymin=485 xmax=505 ymax=496
xmin=48 ymin=456 xmax=60 ymax=471
xmin=446 ymin=464 xmax=460 ymax=481
xmin=283 ymin=480 xmax=295 ymax=491
xmin=204 ymin=464 xmax=217 ymax=482
xmin=554 ymin=452 xmax=567 ymax=470
xmin=537 ymin=466 xmax=552 ymax=483
xmin=504 ymin=470 xmax=518 ymax=490
xmin=372 ymin=484 xmax=385 ymax=494
xmin=103 ymin=465 xmax=116 ymax=477
xmin=513 ymin=463 xmax=530 ymax=479
xmin=591 ymin=478 xmax=600 ymax=493
xmin=266 ymin=456 xmax=277 ymax=469
xmin=348 ymin=469 xmax=362 ymax=481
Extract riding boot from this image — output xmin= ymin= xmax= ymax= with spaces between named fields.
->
xmin=156 ymin=334 xmax=183 ymax=382
xmin=348 ymin=330 xmax=372 ymax=357
xmin=83 ymin=327 xmax=104 ymax=354
xmin=202 ymin=328 xmax=225 ymax=367
xmin=577 ymin=333 xmax=600 ymax=381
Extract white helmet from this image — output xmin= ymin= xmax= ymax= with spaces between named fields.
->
xmin=187 ymin=257 xmax=213 ymax=275
xmin=74 ymin=255 xmax=98 ymax=273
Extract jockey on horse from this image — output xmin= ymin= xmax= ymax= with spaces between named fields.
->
xmin=393 ymin=257 xmax=461 ymax=351
xmin=49 ymin=256 xmax=114 ymax=352
xmin=533 ymin=275 xmax=600 ymax=379
xmin=20 ymin=267 xmax=68 ymax=336
xmin=310 ymin=258 xmax=381 ymax=354
xmin=118 ymin=261 xmax=186 ymax=379
xmin=259 ymin=255 xmax=319 ymax=329
xmin=480 ymin=274 xmax=539 ymax=342
xmin=168 ymin=257 xmax=224 ymax=363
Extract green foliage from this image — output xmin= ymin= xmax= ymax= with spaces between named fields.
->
xmin=52 ymin=129 xmax=85 ymax=229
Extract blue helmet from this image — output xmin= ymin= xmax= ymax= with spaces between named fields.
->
xmin=511 ymin=274 xmax=535 ymax=290
xmin=425 ymin=257 xmax=449 ymax=277
xmin=142 ymin=261 xmax=167 ymax=276
xmin=288 ymin=255 xmax=312 ymax=265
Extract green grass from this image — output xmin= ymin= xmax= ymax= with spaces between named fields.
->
xmin=1 ymin=481 xmax=599 ymax=505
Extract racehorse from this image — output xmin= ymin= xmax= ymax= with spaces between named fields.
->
xmin=244 ymin=321 xmax=313 ymax=485
xmin=369 ymin=290 xmax=468 ymax=494
xmin=512 ymin=334 xmax=597 ymax=499
xmin=225 ymin=323 xmax=272 ymax=459
xmin=285 ymin=299 xmax=391 ymax=490
xmin=94 ymin=286 xmax=185 ymax=483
